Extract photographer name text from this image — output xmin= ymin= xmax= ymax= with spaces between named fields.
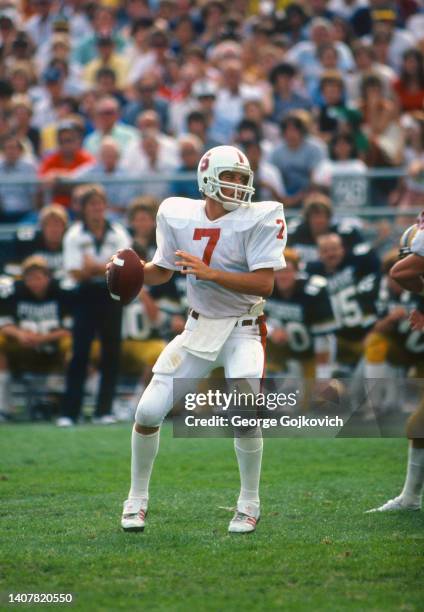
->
xmin=184 ymin=415 xmax=344 ymax=429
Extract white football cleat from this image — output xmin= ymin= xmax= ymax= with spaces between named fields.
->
xmin=228 ymin=503 xmax=260 ymax=534
xmin=121 ymin=498 xmax=148 ymax=532
xmin=366 ymin=495 xmax=421 ymax=513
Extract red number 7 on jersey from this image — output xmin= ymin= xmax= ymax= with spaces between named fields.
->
xmin=193 ymin=228 xmax=221 ymax=265
xmin=276 ymin=218 xmax=285 ymax=239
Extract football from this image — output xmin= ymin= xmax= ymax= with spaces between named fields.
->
xmin=107 ymin=248 xmax=144 ymax=306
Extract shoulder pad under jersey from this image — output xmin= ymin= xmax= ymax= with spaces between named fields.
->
xmin=158 ymin=197 xmax=204 ymax=229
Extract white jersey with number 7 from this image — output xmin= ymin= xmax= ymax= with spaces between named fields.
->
xmin=152 ymin=197 xmax=287 ymax=318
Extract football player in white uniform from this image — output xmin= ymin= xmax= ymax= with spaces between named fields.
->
xmin=368 ymin=214 xmax=424 ymax=512
xmin=118 ymin=145 xmax=286 ymax=533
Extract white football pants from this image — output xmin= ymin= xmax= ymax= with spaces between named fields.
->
xmin=135 ymin=315 xmax=266 ymax=427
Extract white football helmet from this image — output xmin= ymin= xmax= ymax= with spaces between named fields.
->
xmin=399 ymin=223 xmax=418 ymax=258
xmin=197 ymin=145 xmax=255 ymax=211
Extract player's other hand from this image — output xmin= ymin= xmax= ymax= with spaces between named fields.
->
xmin=175 ymin=250 xmax=216 ymax=281
xmin=410 ymin=309 xmax=424 ymax=331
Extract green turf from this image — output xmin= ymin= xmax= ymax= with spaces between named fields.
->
xmin=0 ymin=424 xmax=423 ymax=611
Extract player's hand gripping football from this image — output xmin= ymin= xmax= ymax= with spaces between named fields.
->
xmin=175 ymin=250 xmax=216 ymax=281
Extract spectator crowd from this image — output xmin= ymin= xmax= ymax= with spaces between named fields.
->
xmin=0 ymin=0 xmax=423 ymax=423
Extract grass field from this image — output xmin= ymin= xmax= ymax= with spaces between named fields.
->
xmin=1 ymin=423 xmax=423 ymax=611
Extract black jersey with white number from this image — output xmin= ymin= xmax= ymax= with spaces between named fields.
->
xmin=306 ymin=243 xmax=381 ymax=341
xmin=265 ymin=274 xmax=337 ymax=357
xmin=0 ymin=277 xmax=75 ymax=353
xmin=377 ymin=277 xmax=424 ymax=354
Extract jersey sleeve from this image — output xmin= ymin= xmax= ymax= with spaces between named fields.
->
xmin=246 ymin=205 xmax=287 ymax=271
xmin=151 ymin=204 xmax=179 ymax=271
xmin=411 ymin=228 xmax=424 ymax=257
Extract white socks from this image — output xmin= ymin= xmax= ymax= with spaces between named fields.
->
xmin=401 ymin=446 xmax=424 ymax=505
xmin=234 ymin=433 xmax=263 ymax=510
xmin=128 ymin=427 xmax=160 ymax=502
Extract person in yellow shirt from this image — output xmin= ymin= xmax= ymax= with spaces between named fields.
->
xmin=83 ymin=35 xmax=129 ymax=91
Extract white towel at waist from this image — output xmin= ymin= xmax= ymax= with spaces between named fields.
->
xmin=182 ymin=314 xmax=238 ymax=361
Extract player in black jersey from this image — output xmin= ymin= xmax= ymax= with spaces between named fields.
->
xmin=365 ymin=249 xmax=424 ymax=381
xmin=0 ymin=255 xmax=74 ymax=416
xmin=266 ymin=248 xmax=336 ymax=379
xmin=306 ymin=233 xmax=381 ymax=374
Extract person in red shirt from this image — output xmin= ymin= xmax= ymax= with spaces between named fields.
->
xmin=393 ymin=48 xmax=424 ymax=113
xmin=38 ymin=120 xmax=95 ymax=209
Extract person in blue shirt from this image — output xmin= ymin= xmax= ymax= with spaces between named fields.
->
xmin=270 ymin=112 xmax=326 ymax=207
xmin=0 ymin=134 xmax=37 ymax=223
xmin=269 ymin=62 xmax=312 ymax=124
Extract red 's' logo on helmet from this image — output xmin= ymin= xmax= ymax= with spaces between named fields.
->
xmin=199 ymin=152 xmax=211 ymax=172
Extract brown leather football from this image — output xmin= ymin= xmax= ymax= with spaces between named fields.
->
xmin=107 ymin=248 xmax=144 ymax=306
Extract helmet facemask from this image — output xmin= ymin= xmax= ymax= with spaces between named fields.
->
xmin=205 ymin=168 xmax=255 ymax=211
